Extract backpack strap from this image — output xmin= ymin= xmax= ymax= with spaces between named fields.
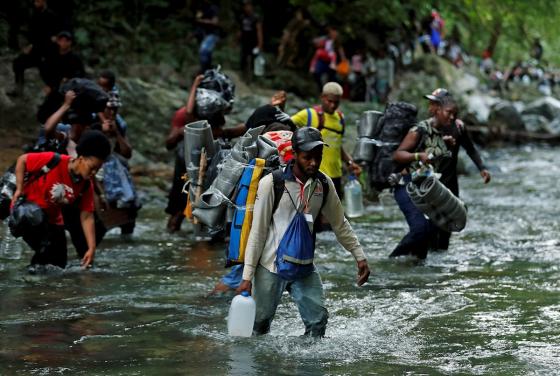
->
xmin=306 ymin=107 xmax=313 ymax=128
xmin=337 ymin=110 xmax=345 ymax=135
xmin=271 ymin=169 xmax=330 ymax=215
xmin=311 ymin=105 xmax=345 ymax=135
xmin=271 ymin=169 xmax=285 ymax=214
xmin=316 ymin=172 xmax=330 ymax=213
xmin=26 ymin=153 xmax=61 ymax=184
xmin=313 ymin=105 xmax=325 ymax=131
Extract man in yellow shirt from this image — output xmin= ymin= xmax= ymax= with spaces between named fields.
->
xmin=291 ymin=82 xmax=361 ymax=197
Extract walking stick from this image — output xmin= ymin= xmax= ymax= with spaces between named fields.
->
xmin=193 ymin=147 xmax=207 ymax=225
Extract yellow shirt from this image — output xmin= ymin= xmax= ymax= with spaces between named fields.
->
xmin=291 ymin=107 xmax=345 ymax=178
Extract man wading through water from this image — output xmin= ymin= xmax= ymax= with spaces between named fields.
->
xmin=238 ymin=127 xmax=370 ymax=337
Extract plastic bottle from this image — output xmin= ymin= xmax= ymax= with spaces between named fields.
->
xmin=344 ymin=174 xmax=364 ymax=218
xmin=227 ymin=291 xmax=256 ymax=337
xmin=253 ymin=54 xmax=265 ymax=77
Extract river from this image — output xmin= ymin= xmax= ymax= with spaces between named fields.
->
xmin=1 ymin=146 xmax=560 ymax=375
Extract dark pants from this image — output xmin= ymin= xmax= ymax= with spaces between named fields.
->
xmin=390 ymin=182 xmax=436 ymax=259
xmin=240 ymin=44 xmax=254 ymax=77
xmin=165 ymin=154 xmax=187 ymax=216
xmin=62 ymin=205 xmax=107 ymax=258
xmin=23 ymin=223 xmax=68 ymax=268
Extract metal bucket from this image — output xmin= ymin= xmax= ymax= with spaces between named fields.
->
xmin=358 ymin=111 xmax=384 ymax=138
xmin=184 ymin=120 xmax=215 ymax=168
xmin=352 ymin=138 xmax=376 ymax=163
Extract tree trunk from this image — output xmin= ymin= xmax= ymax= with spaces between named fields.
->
xmin=486 ymin=18 xmax=502 ymax=55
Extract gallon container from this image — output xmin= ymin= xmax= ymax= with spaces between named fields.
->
xmin=227 ymin=291 xmax=256 ymax=337
xmin=344 ymin=175 xmax=364 ymax=218
xmin=254 ymin=54 xmax=266 ymax=77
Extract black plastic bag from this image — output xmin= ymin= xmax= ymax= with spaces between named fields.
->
xmin=199 ymin=68 xmax=235 ymax=107
xmin=8 ymin=198 xmax=47 ymax=238
xmin=195 ymin=88 xmax=231 ymax=118
xmin=60 ymin=78 xmax=109 ymax=114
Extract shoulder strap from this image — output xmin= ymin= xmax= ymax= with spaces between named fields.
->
xmin=317 ymin=172 xmax=330 ymax=213
xmin=271 ymin=169 xmax=330 ymax=215
xmin=305 ymin=107 xmax=312 ymax=128
xmin=337 ymin=110 xmax=345 ymax=135
xmin=271 ymin=169 xmax=285 ymax=214
xmin=27 ymin=153 xmax=61 ymax=184
xmin=313 ymin=105 xmax=325 ymax=131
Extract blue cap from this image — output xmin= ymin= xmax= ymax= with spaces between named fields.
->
xmin=241 ymin=291 xmax=250 ymax=297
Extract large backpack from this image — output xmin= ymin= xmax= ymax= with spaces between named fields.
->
xmin=225 ymin=164 xmax=329 ymax=267
xmin=369 ymin=102 xmax=418 ymax=191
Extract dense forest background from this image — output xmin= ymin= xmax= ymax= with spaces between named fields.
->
xmin=1 ymin=0 xmax=559 ymax=83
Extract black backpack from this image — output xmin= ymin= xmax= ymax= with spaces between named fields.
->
xmin=369 ymin=102 xmax=418 ymax=191
xmin=60 ymin=78 xmax=109 ymax=114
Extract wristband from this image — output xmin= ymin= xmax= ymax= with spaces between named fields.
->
xmin=414 ymin=153 xmax=419 ymax=161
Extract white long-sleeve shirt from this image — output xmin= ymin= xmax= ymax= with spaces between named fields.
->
xmin=242 ymin=164 xmax=366 ymax=281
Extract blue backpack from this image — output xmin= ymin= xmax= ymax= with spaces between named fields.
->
xmin=274 ymin=170 xmax=329 ymax=281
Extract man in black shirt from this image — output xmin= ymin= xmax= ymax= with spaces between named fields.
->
xmin=424 ymin=89 xmax=491 ymax=250
xmin=36 ymin=31 xmax=85 ymax=124
xmin=10 ymin=0 xmax=62 ymax=96
xmin=40 ymin=31 xmax=85 ymax=94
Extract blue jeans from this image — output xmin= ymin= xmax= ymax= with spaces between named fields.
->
xmin=390 ymin=180 xmax=436 ymax=259
xmin=253 ymin=265 xmax=328 ymax=337
xmin=199 ymin=34 xmax=219 ymax=71
xmin=221 ymin=264 xmax=243 ymax=289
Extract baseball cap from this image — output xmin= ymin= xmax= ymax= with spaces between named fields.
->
xmin=424 ymin=88 xmax=450 ymax=102
xmin=57 ymin=30 xmax=74 ymax=41
xmin=292 ymin=127 xmax=328 ymax=152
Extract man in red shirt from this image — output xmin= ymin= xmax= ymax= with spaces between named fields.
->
xmin=12 ymin=130 xmax=111 ymax=270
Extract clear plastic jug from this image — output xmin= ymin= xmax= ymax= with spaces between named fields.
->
xmin=344 ymin=174 xmax=364 ymax=218
xmin=227 ymin=291 xmax=256 ymax=337
xmin=254 ymin=54 xmax=266 ymax=77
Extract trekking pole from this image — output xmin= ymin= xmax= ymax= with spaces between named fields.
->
xmin=193 ymin=147 xmax=207 ymax=226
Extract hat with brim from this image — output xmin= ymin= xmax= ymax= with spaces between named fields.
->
xmin=292 ymin=127 xmax=329 ymax=152
xmin=424 ymin=88 xmax=449 ymax=102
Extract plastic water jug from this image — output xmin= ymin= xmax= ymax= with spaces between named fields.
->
xmin=227 ymin=291 xmax=256 ymax=337
xmin=344 ymin=175 xmax=364 ymax=218
xmin=254 ymin=54 xmax=265 ymax=77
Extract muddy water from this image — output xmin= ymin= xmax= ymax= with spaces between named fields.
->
xmin=1 ymin=146 xmax=560 ymax=375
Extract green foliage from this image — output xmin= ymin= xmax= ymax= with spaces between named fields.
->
xmin=288 ymin=0 xmax=560 ymax=66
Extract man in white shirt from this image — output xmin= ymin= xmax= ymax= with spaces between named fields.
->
xmin=237 ymin=127 xmax=370 ymax=337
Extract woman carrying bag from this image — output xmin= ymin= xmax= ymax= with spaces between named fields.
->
xmin=11 ymin=130 xmax=111 ymax=271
